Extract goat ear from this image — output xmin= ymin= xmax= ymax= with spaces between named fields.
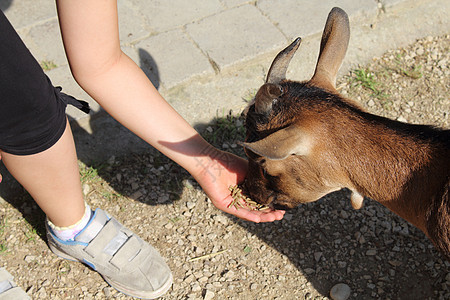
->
xmin=310 ymin=7 xmax=350 ymax=91
xmin=240 ymin=125 xmax=310 ymax=160
xmin=266 ymin=37 xmax=302 ymax=84
xmin=254 ymin=83 xmax=284 ymax=114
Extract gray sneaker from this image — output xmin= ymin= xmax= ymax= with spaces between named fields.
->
xmin=46 ymin=208 xmax=172 ymax=299
xmin=0 ymin=267 xmax=31 ymax=299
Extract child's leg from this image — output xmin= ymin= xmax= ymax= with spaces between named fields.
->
xmin=0 ymin=119 xmax=85 ymax=227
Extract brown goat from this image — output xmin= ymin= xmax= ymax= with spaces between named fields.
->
xmin=241 ymin=7 xmax=450 ymax=258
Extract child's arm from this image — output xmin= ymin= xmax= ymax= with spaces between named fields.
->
xmin=55 ymin=0 xmax=284 ymax=222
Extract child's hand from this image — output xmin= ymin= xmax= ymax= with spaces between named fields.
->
xmin=193 ymin=149 xmax=285 ymax=223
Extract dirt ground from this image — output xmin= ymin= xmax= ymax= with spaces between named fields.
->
xmin=0 ymin=34 xmax=449 ymax=299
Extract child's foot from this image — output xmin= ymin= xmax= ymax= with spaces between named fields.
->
xmin=46 ymin=208 xmax=172 ymax=299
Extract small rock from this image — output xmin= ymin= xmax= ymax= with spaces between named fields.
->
xmin=340 ymin=210 xmax=349 ymax=219
xmin=284 ymin=213 xmax=293 ymax=221
xmin=184 ymin=274 xmax=195 ymax=284
xmin=37 ymin=287 xmax=47 ymax=298
xmin=41 ymin=279 xmax=50 ymax=287
xmin=204 ymin=290 xmax=215 ymax=300
xmin=397 ymin=116 xmax=407 ymax=123
xmin=388 ymin=260 xmax=402 ymax=267
xmin=131 ymin=182 xmax=139 ymax=191
xmin=416 ymin=46 xmax=424 ymax=56
xmin=304 ymin=268 xmax=315 ymax=275
xmin=183 ymin=179 xmax=195 ymax=189
xmin=214 ymin=215 xmax=228 ymax=226
xmin=158 ymin=194 xmax=170 ymax=203
xmin=116 ymin=173 xmax=122 ymax=182
xmin=130 ymin=190 xmax=143 ymax=200
xmin=186 ymin=201 xmax=196 ymax=210
xmin=191 ymin=282 xmax=201 ymax=292
xmin=103 ymin=287 xmax=112 ymax=297
xmin=330 ymin=283 xmax=351 ymax=300
xmin=82 ymin=184 xmax=90 ymax=195
xmin=314 ymin=252 xmax=323 ymax=262
xmin=366 ymin=249 xmax=377 ymax=256
xmin=24 ymin=255 xmax=36 ymax=263
xmin=224 ymin=270 xmax=235 ymax=278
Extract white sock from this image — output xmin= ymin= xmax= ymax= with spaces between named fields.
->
xmin=48 ymin=203 xmax=92 ymax=241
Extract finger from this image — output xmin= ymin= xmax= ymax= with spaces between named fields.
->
xmin=223 ymin=203 xmax=285 ymax=223
xmin=257 ymin=210 xmax=285 ymax=222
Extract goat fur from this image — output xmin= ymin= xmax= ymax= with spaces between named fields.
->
xmin=241 ymin=7 xmax=450 ymax=258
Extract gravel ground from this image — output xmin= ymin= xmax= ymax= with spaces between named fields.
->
xmin=0 ymin=34 xmax=449 ymax=299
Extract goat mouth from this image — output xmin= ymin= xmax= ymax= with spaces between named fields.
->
xmin=271 ymin=202 xmax=294 ymax=211
xmin=266 ymin=192 xmax=294 ymax=211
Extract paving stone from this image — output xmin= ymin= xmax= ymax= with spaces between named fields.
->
xmin=186 ymin=4 xmax=286 ymax=68
xmin=129 ymin=0 xmax=223 ymax=32
xmin=118 ymin=0 xmax=150 ymax=44
xmin=25 ymin=19 xmax=68 ymax=67
xmin=257 ymin=0 xmax=378 ymax=39
xmin=124 ymin=29 xmax=214 ymax=88
xmin=1 ymin=0 xmax=57 ymax=29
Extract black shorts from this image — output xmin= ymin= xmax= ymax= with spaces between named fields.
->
xmin=0 ymin=9 xmax=89 ymax=155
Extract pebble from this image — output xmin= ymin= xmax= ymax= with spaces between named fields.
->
xmin=314 ymin=252 xmax=323 ymax=262
xmin=214 ymin=215 xmax=229 ymax=226
xmin=131 ymin=182 xmax=139 ymax=191
xmin=396 ymin=116 xmax=407 ymax=123
xmin=416 ymin=46 xmax=424 ymax=55
xmin=24 ymin=255 xmax=36 ymax=263
xmin=330 ymin=283 xmax=351 ymax=300
xmin=36 ymin=287 xmax=47 ymax=298
xmin=191 ymin=282 xmax=202 ymax=292
xmin=82 ymin=183 xmax=90 ymax=195
xmin=304 ymin=268 xmax=315 ymax=275
xmin=366 ymin=249 xmax=377 ymax=256
xmin=103 ymin=287 xmax=112 ymax=297
xmin=204 ymin=290 xmax=215 ymax=300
